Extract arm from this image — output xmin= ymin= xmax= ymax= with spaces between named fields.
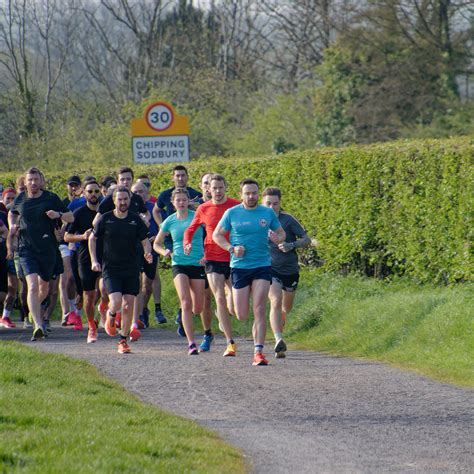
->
xmin=46 ymin=209 xmax=74 ymax=224
xmin=183 ymin=209 xmax=203 ymax=254
xmin=64 ymin=229 xmax=92 ymax=243
xmin=212 ymin=223 xmax=232 ymax=252
xmin=279 ymin=233 xmax=311 ymax=253
xmin=152 ymin=228 xmax=171 ymax=258
xmin=141 ymin=237 xmax=153 ymax=263
xmin=88 ymin=233 xmax=101 ymax=272
xmin=152 ymin=204 xmax=163 ymax=226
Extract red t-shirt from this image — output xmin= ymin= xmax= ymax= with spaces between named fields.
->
xmin=183 ymin=198 xmax=240 ymax=262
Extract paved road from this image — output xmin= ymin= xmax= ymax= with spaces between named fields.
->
xmin=3 ymin=325 xmax=473 ymax=473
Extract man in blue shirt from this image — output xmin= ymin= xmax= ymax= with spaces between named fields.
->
xmin=213 ymin=179 xmax=285 ymax=366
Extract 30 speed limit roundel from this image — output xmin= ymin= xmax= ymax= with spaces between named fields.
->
xmin=146 ymin=102 xmax=174 ymax=131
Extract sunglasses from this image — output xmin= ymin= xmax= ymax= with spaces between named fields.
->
xmin=86 ymin=189 xmax=100 ymax=194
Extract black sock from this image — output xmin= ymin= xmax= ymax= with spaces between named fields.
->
xmin=155 ymin=303 xmax=161 ymax=311
xmin=229 ymin=339 xmax=235 ymax=344
xmin=205 ymin=329 xmax=213 ymax=337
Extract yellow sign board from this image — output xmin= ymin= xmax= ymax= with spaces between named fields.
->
xmin=131 ymin=101 xmax=190 ymax=163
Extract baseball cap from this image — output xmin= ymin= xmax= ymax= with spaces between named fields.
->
xmin=67 ymin=175 xmax=81 ymax=186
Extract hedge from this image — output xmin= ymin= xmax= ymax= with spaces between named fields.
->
xmin=1 ymin=137 xmax=472 ymax=284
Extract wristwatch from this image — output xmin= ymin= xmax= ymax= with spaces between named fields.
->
xmin=228 ymin=245 xmax=234 ymax=254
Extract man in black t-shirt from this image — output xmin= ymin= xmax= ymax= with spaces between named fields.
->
xmin=65 ymin=180 xmax=104 ymax=344
xmin=89 ymin=186 xmax=152 ymax=354
xmin=9 ymin=167 xmax=74 ymax=341
xmin=95 ymin=166 xmax=149 ymax=225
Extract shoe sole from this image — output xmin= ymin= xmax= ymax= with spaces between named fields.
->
xmin=223 ymin=352 xmax=236 ymax=357
xmin=274 ymin=339 xmax=287 ymax=357
xmin=253 ymin=360 xmax=268 ymax=366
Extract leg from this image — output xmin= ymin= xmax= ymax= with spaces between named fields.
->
xmin=25 ymin=273 xmax=44 ymax=329
xmin=199 ymin=286 xmax=212 ymax=332
xmin=282 ymin=290 xmax=297 ymax=322
xmin=232 ymin=286 xmax=251 ymax=321
xmin=225 ymin=279 xmax=235 ymax=316
xmin=120 ymin=294 xmax=135 ymax=337
xmin=208 ymin=272 xmax=233 ymax=341
xmin=269 ymin=280 xmax=284 ymax=337
xmin=173 ymin=274 xmax=196 ymax=347
xmin=250 ymin=279 xmax=271 ymax=346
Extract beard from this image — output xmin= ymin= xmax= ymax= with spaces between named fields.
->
xmin=118 ymin=204 xmax=128 ymax=213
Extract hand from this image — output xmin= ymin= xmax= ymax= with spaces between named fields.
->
xmin=10 ymin=224 xmax=19 ymax=236
xmin=268 ymin=230 xmax=280 ymax=244
xmin=234 ymin=245 xmax=245 ymax=257
xmin=82 ymin=229 xmax=92 ymax=240
xmin=278 ymin=242 xmax=294 ymax=253
xmin=184 ymin=243 xmax=192 ymax=255
xmin=164 ymin=248 xmax=172 ymax=258
xmin=46 ymin=210 xmax=61 ymax=220
xmin=144 ymin=252 xmax=153 ymax=264
xmin=91 ymin=261 xmax=101 ymax=272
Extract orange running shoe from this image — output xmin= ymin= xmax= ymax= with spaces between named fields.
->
xmin=105 ymin=313 xmax=116 ymax=337
xmin=115 ymin=311 xmax=122 ymax=329
xmin=129 ymin=326 xmax=141 ymax=342
xmin=117 ymin=339 xmax=131 ymax=354
xmin=73 ymin=314 xmax=83 ymax=331
xmin=252 ymin=352 xmax=269 ymax=366
xmin=87 ymin=326 xmax=98 ymax=343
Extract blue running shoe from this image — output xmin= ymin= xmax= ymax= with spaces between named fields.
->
xmin=175 ymin=309 xmax=186 ymax=337
xmin=199 ymin=334 xmax=214 ymax=352
xmin=139 ymin=308 xmax=150 ymax=328
xmin=154 ymin=308 xmax=167 ymax=324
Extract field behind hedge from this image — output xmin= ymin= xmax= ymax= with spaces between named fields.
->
xmin=1 ymin=137 xmax=472 ymax=284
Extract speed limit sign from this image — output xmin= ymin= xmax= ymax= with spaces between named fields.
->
xmin=145 ymin=102 xmax=174 ymax=131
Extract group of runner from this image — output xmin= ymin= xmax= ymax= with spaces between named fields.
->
xmin=0 ymin=165 xmax=310 ymax=366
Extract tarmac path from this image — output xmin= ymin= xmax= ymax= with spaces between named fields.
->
xmin=3 ymin=324 xmax=473 ymax=473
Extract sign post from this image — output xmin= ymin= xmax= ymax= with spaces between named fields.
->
xmin=131 ymin=101 xmax=190 ymax=164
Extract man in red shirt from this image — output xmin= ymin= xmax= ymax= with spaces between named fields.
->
xmin=184 ymin=174 xmax=240 ymax=357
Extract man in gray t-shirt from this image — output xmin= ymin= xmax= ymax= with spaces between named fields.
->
xmin=262 ymin=187 xmax=311 ymax=358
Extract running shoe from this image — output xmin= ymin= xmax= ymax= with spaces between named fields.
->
xmin=23 ymin=319 xmax=32 ymax=329
xmin=139 ymin=307 xmax=149 ymax=328
xmin=129 ymin=325 xmax=141 ymax=342
xmin=274 ymin=339 xmax=287 ymax=359
xmin=175 ymin=309 xmax=186 ymax=337
xmin=87 ymin=326 xmax=98 ymax=343
xmin=188 ymin=343 xmax=199 ymax=356
xmin=223 ymin=343 xmax=237 ymax=357
xmin=31 ymin=326 xmax=45 ymax=342
xmin=154 ymin=308 xmax=167 ymax=324
xmin=252 ymin=352 xmax=269 ymax=366
xmin=136 ymin=319 xmax=145 ymax=330
xmin=43 ymin=319 xmax=52 ymax=333
xmin=61 ymin=314 xmax=69 ymax=327
xmin=104 ymin=314 xmax=116 ymax=337
xmin=73 ymin=315 xmax=83 ymax=331
xmin=115 ymin=312 xmax=122 ymax=329
xmin=98 ymin=301 xmax=108 ymax=327
xmin=199 ymin=334 xmax=214 ymax=352
xmin=0 ymin=317 xmax=16 ymax=328
xmin=117 ymin=339 xmax=131 ymax=354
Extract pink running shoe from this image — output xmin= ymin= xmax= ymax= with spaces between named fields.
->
xmin=0 ymin=317 xmax=16 ymax=328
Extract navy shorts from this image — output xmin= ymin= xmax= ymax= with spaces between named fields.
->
xmin=271 ymin=270 xmax=300 ymax=292
xmin=79 ymin=264 xmax=99 ymax=292
xmin=103 ymin=272 xmax=140 ymax=296
xmin=205 ymin=260 xmax=231 ymax=279
xmin=172 ymin=265 xmax=206 ymax=280
xmin=231 ymin=266 xmax=272 ymax=290
xmin=18 ymin=250 xmax=56 ymax=282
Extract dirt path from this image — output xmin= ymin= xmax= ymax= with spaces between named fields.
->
xmin=3 ymin=324 xmax=473 ymax=473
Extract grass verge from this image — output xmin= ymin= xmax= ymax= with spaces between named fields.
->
xmin=0 ymin=342 xmax=246 ymax=473
xmin=286 ymin=271 xmax=473 ymax=387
